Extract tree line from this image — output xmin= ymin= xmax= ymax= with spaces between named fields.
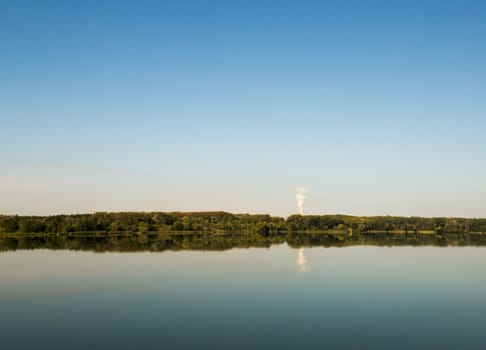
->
xmin=1 ymin=212 xmax=486 ymax=235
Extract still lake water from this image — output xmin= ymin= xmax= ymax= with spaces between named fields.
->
xmin=1 ymin=245 xmax=485 ymax=350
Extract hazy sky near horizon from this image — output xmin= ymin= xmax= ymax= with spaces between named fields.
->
xmin=1 ymin=1 xmax=486 ymax=217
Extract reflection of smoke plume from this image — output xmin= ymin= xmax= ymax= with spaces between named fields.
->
xmin=296 ymin=187 xmax=308 ymax=215
xmin=296 ymin=247 xmax=309 ymax=273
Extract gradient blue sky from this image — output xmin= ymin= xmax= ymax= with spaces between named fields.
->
xmin=1 ymin=0 xmax=485 ymax=217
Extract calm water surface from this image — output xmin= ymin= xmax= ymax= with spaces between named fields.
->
xmin=1 ymin=245 xmax=485 ymax=349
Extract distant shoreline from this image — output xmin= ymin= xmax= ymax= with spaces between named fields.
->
xmin=1 ymin=211 xmax=486 ymax=236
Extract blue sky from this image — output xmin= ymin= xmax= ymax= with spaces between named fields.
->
xmin=1 ymin=0 xmax=485 ymax=216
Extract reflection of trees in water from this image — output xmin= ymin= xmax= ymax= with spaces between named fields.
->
xmin=1 ymin=232 xmax=486 ymax=253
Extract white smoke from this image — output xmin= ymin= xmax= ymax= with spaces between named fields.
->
xmin=296 ymin=187 xmax=308 ymax=215
xmin=296 ymin=247 xmax=309 ymax=273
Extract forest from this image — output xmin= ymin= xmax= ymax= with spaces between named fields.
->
xmin=1 ymin=211 xmax=486 ymax=235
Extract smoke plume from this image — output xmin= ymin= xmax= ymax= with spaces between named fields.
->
xmin=296 ymin=187 xmax=308 ymax=215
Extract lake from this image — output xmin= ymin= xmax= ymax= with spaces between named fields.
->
xmin=1 ymin=244 xmax=485 ymax=349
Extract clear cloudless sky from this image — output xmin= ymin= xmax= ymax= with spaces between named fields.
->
xmin=1 ymin=0 xmax=485 ymax=217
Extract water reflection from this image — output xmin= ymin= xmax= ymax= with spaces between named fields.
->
xmin=1 ymin=231 xmax=486 ymax=253
xmin=1 ymin=244 xmax=486 ymax=349
xmin=296 ymin=247 xmax=309 ymax=272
